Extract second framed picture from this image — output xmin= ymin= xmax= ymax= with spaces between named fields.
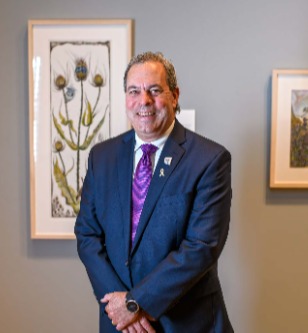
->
xmin=270 ymin=69 xmax=308 ymax=188
xmin=28 ymin=19 xmax=133 ymax=238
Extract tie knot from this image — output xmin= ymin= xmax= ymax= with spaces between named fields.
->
xmin=141 ymin=144 xmax=158 ymax=156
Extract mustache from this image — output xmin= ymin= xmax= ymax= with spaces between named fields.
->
xmin=139 ymin=106 xmax=154 ymax=112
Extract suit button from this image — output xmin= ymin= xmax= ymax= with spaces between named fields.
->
xmin=125 ymin=260 xmax=129 ymax=266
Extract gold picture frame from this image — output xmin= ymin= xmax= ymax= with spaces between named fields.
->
xmin=270 ymin=69 xmax=308 ymax=188
xmin=28 ymin=19 xmax=133 ymax=238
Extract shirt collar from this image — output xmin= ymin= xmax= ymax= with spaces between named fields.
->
xmin=134 ymin=120 xmax=175 ymax=152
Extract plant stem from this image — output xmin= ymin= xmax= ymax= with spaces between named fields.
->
xmin=76 ymin=81 xmax=84 ymax=193
xmin=62 ymin=90 xmax=75 ymax=143
xmin=59 ymin=152 xmax=75 ymax=204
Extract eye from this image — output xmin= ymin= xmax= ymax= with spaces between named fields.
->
xmin=149 ymin=88 xmax=162 ymax=96
xmin=127 ymin=88 xmax=140 ymax=96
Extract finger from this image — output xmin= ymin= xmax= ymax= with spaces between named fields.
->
xmin=117 ymin=317 xmax=135 ymax=332
xmin=136 ymin=320 xmax=151 ymax=333
xmin=100 ymin=294 xmax=111 ymax=303
xmin=127 ymin=326 xmax=137 ymax=333
xmin=140 ymin=317 xmax=155 ymax=333
xmin=132 ymin=321 xmax=144 ymax=333
xmin=104 ymin=303 xmax=111 ymax=316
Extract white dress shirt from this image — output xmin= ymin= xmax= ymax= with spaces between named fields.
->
xmin=133 ymin=120 xmax=175 ymax=175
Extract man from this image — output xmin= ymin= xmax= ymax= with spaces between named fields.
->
xmin=75 ymin=51 xmax=233 ymax=333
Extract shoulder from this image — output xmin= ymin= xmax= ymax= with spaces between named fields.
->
xmin=86 ymin=129 xmax=134 ymax=168
xmin=184 ymin=128 xmax=230 ymax=159
xmin=173 ymin=118 xmax=229 ymax=155
xmin=91 ymin=129 xmax=134 ymax=155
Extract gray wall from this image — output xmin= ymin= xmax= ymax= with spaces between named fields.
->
xmin=1 ymin=0 xmax=308 ymax=332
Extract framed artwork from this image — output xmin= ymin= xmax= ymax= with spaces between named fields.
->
xmin=28 ymin=19 xmax=133 ymax=239
xmin=270 ymin=69 xmax=308 ymax=188
xmin=176 ymin=109 xmax=195 ymax=132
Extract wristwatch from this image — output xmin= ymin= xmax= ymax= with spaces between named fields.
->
xmin=125 ymin=292 xmax=140 ymax=314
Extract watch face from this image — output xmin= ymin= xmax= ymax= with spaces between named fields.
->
xmin=127 ymin=300 xmax=139 ymax=313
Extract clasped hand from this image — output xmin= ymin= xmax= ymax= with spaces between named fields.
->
xmin=101 ymin=292 xmax=156 ymax=333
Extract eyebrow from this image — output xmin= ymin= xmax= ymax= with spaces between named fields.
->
xmin=126 ymin=85 xmax=139 ymax=91
xmin=127 ymin=84 xmax=163 ymax=91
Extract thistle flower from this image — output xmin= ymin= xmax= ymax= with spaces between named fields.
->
xmin=92 ymin=73 xmax=104 ymax=87
xmin=53 ymin=139 xmax=65 ymax=153
xmin=75 ymin=59 xmax=88 ymax=81
xmin=64 ymin=86 xmax=76 ymax=102
xmin=54 ymin=75 xmax=67 ymax=90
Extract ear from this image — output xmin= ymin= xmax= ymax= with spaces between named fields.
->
xmin=172 ymin=87 xmax=180 ymax=109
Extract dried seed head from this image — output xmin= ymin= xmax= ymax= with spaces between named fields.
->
xmin=93 ymin=74 xmax=104 ymax=87
xmin=75 ymin=59 xmax=88 ymax=81
xmin=55 ymin=75 xmax=67 ymax=90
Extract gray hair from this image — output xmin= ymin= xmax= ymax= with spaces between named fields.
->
xmin=123 ymin=51 xmax=180 ymax=112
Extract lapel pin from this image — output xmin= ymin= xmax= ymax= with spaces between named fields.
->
xmin=159 ymin=168 xmax=165 ymax=177
xmin=164 ymin=157 xmax=172 ymax=166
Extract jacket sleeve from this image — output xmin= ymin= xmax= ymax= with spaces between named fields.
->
xmin=74 ymin=149 xmax=127 ymax=302
xmin=130 ymin=148 xmax=232 ymax=319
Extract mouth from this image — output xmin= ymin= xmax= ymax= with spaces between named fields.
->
xmin=137 ymin=111 xmax=155 ymax=117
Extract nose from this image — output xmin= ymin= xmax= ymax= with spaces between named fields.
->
xmin=140 ymin=90 xmax=153 ymax=105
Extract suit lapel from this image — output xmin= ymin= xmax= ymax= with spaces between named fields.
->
xmin=117 ymin=131 xmax=135 ymax=261
xmin=131 ymin=120 xmax=186 ymax=254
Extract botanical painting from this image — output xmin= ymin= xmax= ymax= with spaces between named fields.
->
xmin=51 ymin=41 xmax=110 ymax=217
xmin=290 ymin=90 xmax=308 ymax=167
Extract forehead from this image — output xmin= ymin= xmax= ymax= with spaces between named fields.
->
xmin=126 ymin=61 xmax=168 ymax=86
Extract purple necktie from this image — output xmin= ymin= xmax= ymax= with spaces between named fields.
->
xmin=131 ymin=144 xmax=158 ymax=243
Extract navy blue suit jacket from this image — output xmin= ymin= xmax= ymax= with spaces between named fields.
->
xmin=75 ymin=120 xmax=233 ymax=333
